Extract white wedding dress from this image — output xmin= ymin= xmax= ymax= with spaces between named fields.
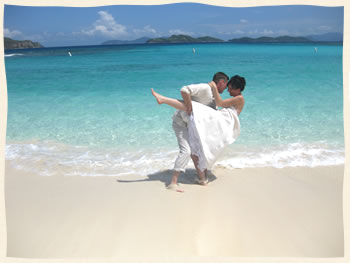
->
xmin=188 ymin=101 xmax=241 ymax=171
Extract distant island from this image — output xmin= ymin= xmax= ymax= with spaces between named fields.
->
xmin=228 ymin=36 xmax=312 ymax=43
xmin=102 ymin=37 xmax=151 ymax=45
xmin=4 ymin=37 xmax=44 ymax=50
xmin=4 ymin=32 xmax=343 ymax=50
xmin=146 ymin=35 xmax=224 ymax=44
xmin=103 ymin=33 xmax=342 ymax=45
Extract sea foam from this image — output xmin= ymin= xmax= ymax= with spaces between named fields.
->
xmin=216 ymin=142 xmax=344 ymax=169
xmin=5 ymin=141 xmax=344 ymax=177
xmin=5 ymin=54 xmax=24 ymax=57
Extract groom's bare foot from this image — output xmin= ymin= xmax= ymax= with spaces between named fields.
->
xmin=167 ymin=183 xmax=184 ymax=193
xmin=151 ymin=88 xmax=164 ymax=104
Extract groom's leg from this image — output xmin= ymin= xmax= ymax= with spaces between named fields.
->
xmin=170 ymin=171 xmax=181 ymax=185
xmin=171 ymin=121 xmax=191 ymax=184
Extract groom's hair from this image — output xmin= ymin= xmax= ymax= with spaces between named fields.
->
xmin=212 ymin=72 xmax=229 ymax=84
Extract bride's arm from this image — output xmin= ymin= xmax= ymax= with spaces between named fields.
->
xmin=181 ymin=90 xmax=192 ymax=114
xmin=209 ymin=81 xmax=243 ymax=108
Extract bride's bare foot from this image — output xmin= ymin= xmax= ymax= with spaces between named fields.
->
xmin=151 ymin=88 xmax=165 ymax=104
xmin=195 ymin=176 xmax=209 ymax=186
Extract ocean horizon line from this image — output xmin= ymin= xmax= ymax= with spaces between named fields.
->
xmin=4 ymin=40 xmax=344 ymax=52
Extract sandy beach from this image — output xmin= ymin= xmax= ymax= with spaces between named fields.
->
xmin=4 ymin=162 xmax=344 ymax=258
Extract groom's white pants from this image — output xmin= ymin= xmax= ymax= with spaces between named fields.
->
xmin=172 ymin=121 xmax=191 ymax=172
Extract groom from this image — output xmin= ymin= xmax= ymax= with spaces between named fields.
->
xmin=169 ymin=72 xmax=229 ymax=191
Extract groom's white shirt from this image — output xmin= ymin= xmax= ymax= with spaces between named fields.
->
xmin=172 ymin=83 xmax=216 ymax=127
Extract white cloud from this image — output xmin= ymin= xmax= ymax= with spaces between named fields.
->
xmin=318 ymin=25 xmax=331 ymax=31
xmin=4 ymin=28 xmax=46 ymax=43
xmin=169 ymin=29 xmax=194 ymax=36
xmin=133 ymin=25 xmax=157 ymax=36
xmin=261 ymin=29 xmax=274 ymax=35
xmin=247 ymin=29 xmax=276 ymax=36
xmin=234 ymin=30 xmax=245 ymax=34
xmin=219 ymin=30 xmax=245 ymax=35
xmin=80 ymin=11 xmax=127 ymax=38
xmin=4 ymin=28 xmax=23 ymax=38
xmin=216 ymin=29 xmax=245 ymax=37
xmin=240 ymin=19 xmax=248 ymax=24
xmin=248 ymin=29 xmax=259 ymax=35
xmin=56 ymin=32 xmax=66 ymax=37
xmin=278 ymin=29 xmax=290 ymax=35
xmin=29 ymin=34 xmax=45 ymax=42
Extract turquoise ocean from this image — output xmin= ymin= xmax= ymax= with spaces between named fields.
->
xmin=4 ymin=43 xmax=344 ymax=176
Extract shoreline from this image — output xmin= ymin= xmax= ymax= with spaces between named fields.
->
xmin=4 ymin=140 xmax=345 ymax=177
xmin=5 ymin=162 xmax=344 ymax=258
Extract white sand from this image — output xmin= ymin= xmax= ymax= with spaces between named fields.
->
xmin=5 ymin=162 xmax=344 ymax=258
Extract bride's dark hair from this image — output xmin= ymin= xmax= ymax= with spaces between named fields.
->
xmin=228 ymin=75 xmax=246 ymax=91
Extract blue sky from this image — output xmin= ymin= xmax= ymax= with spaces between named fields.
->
xmin=4 ymin=3 xmax=344 ymax=47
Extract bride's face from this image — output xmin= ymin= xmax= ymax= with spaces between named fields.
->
xmin=228 ymin=85 xmax=241 ymax=97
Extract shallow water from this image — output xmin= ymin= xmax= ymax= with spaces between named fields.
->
xmin=5 ymin=42 xmax=344 ymax=175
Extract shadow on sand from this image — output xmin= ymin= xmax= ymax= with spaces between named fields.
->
xmin=116 ymin=169 xmax=217 ymax=187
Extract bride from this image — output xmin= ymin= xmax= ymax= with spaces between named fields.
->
xmin=151 ymin=75 xmax=246 ymax=185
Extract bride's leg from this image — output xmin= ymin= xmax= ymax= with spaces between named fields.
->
xmin=151 ymin=88 xmax=187 ymax=111
xmin=191 ymin=154 xmax=208 ymax=186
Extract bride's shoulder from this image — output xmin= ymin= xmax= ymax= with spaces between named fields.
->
xmin=235 ymin=94 xmax=244 ymax=102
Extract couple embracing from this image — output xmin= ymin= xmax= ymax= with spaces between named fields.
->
xmin=152 ymin=72 xmax=246 ymax=192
